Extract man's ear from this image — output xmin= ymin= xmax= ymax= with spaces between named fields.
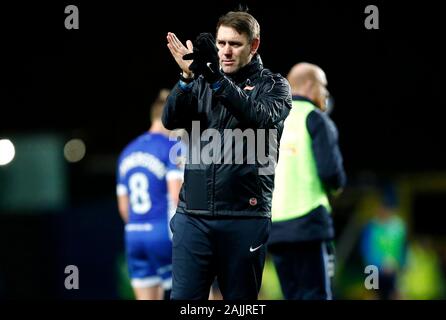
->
xmin=250 ymin=38 xmax=260 ymax=55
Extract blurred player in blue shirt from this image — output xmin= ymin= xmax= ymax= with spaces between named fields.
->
xmin=116 ymin=89 xmax=184 ymax=300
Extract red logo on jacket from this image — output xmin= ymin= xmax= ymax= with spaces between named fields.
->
xmin=249 ymin=198 xmax=257 ymax=206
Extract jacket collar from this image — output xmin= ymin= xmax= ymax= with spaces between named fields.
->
xmin=292 ymin=95 xmax=318 ymax=108
xmin=225 ymin=54 xmax=263 ymax=85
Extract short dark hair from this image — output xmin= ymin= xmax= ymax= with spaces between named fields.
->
xmin=150 ymin=88 xmax=170 ymax=121
xmin=216 ymin=11 xmax=260 ymax=43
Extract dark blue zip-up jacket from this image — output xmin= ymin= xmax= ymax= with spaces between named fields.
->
xmin=162 ymin=55 xmax=292 ymax=218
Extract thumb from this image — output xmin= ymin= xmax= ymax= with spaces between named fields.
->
xmin=186 ymin=40 xmax=193 ymax=52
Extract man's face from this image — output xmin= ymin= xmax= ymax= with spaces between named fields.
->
xmin=216 ymin=25 xmax=255 ymax=74
xmin=312 ymin=70 xmax=329 ymax=111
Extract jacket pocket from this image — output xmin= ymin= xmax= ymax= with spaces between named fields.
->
xmin=215 ymin=164 xmax=263 ymax=211
xmin=170 ymin=213 xmax=186 ymax=248
xmin=184 ymin=169 xmax=208 ymax=211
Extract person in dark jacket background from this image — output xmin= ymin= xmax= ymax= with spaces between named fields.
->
xmin=268 ymin=62 xmax=346 ymax=300
xmin=163 ymin=10 xmax=291 ymax=300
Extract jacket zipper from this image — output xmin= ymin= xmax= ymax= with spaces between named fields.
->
xmin=212 ymin=99 xmax=226 ymax=216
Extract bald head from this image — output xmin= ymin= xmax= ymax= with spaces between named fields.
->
xmin=287 ymin=62 xmax=328 ymax=110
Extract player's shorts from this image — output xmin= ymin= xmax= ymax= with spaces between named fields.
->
xmin=125 ymin=222 xmax=172 ymax=289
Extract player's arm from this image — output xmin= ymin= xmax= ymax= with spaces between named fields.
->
xmin=167 ymin=177 xmax=182 ymax=207
xmin=116 ymin=166 xmax=129 ymax=223
xmin=166 ymin=140 xmax=185 ymax=206
xmin=116 ymin=153 xmax=130 ymax=223
xmin=117 ymin=194 xmax=129 ymax=224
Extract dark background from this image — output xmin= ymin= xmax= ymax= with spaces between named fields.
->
xmin=1 ymin=1 xmax=445 ymax=299
xmin=3 ymin=1 xmax=445 ymax=175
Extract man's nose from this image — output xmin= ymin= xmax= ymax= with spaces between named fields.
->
xmin=223 ymin=44 xmax=232 ymax=56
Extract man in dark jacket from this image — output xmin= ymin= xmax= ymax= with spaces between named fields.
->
xmin=268 ymin=62 xmax=346 ymax=300
xmin=164 ymin=10 xmax=291 ymax=300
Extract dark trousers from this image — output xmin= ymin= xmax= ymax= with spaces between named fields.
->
xmin=377 ymin=271 xmax=397 ymax=300
xmin=269 ymin=241 xmax=335 ymax=300
xmin=170 ymin=212 xmax=271 ymax=300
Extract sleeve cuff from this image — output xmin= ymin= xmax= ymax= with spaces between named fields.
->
xmin=210 ymin=79 xmax=223 ymax=91
xmin=166 ymin=170 xmax=184 ymax=181
xmin=116 ymin=184 xmax=128 ymax=196
xmin=178 ymin=80 xmax=194 ymax=92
